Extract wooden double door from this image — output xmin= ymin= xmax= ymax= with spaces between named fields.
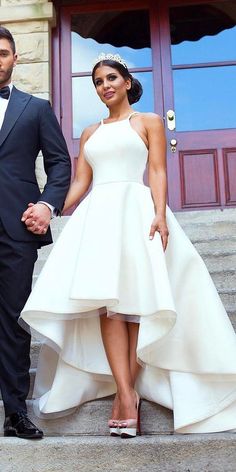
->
xmin=56 ymin=0 xmax=236 ymax=211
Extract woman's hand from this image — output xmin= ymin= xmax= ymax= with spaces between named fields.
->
xmin=149 ymin=215 xmax=169 ymax=251
xmin=21 ymin=202 xmax=51 ymax=235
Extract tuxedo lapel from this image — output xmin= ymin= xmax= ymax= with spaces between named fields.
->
xmin=0 ymin=86 xmax=32 ymax=148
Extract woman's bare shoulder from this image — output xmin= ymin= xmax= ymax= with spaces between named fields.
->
xmin=139 ymin=112 xmax=164 ymax=127
xmin=81 ymin=122 xmax=101 ymax=142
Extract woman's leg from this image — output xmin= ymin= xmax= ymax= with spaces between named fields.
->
xmin=100 ymin=315 xmax=137 ymax=419
xmin=127 ymin=322 xmax=142 ymax=386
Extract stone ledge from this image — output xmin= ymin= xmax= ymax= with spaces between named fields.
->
xmin=0 ymin=2 xmax=55 ymax=25
xmin=0 ymin=399 xmax=174 ymax=436
xmin=2 ymin=0 xmax=47 ymax=5
xmin=1 ymin=20 xmax=49 ymax=34
xmin=0 ymin=434 xmax=236 ymax=472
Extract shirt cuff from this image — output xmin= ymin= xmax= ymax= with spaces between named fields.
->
xmin=37 ymin=201 xmax=56 ymax=218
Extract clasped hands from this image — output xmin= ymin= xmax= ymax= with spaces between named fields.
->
xmin=21 ymin=203 xmax=51 ymax=235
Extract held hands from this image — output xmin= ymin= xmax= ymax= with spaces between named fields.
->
xmin=21 ymin=203 xmax=51 ymax=235
xmin=149 ymin=215 xmax=169 ymax=251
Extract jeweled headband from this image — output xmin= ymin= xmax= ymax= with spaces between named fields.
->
xmin=93 ymin=53 xmax=128 ymax=69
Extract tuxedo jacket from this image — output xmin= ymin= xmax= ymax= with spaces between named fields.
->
xmin=0 ymin=86 xmax=71 ymax=245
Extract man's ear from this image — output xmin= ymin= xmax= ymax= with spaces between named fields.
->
xmin=13 ymin=53 xmax=18 ymax=67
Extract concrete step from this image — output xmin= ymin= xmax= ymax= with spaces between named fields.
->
xmin=210 ymin=270 xmax=236 ymax=291
xmin=0 ymin=434 xmax=236 ymax=472
xmin=219 ymin=290 xmax=236 ymax=312
xmin=194 ymin=238 xmax=236 ymax=255
xmin=30 ymin=341 xmax=41 ymax=370
xmin=175 ymin=208 xmax=236 ymax=225
xmin=229 ymin=311 xmax=236 ymax=331
xmin=202 ymin=253 xmax=236 ymax=272
xmin=183 ymin=223 xmax=236 ymax=242
xmin=0 ymin=399 xmax=173 ymax=436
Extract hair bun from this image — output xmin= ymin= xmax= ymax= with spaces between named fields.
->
xmin=128 ymin=76 xmax=143 ymax=105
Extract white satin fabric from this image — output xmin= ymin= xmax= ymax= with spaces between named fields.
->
xmin=21 ymin=115 xmax=236 ymax=433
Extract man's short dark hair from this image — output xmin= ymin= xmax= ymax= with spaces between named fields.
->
xmin=0 ymin=26 xmax=16 ymax=54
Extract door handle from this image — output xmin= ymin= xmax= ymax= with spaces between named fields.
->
xmin=170 ymin=138 xmax=177 ymax=153
xmin=166 ymin=109 xmax=176 ymax=131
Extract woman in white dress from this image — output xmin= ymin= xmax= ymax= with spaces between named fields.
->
xmin=21 ymin=53 xmax=236 ymax=437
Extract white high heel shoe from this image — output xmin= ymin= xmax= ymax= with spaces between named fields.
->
xmin=108 ymin=419 xmax=120 ymax=437
xmin=118 ymin=392 xmax=141 ymax=439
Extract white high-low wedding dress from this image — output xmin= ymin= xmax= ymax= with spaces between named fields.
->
xmin=21 ymin=113 xmax=236 ymax=433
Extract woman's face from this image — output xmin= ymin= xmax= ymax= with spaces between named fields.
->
xmin=93 ymin=65 xmax=131 ymax=106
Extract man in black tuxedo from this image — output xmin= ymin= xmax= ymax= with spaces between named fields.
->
xmin=0 ymin=26 xmax=71 ymax=439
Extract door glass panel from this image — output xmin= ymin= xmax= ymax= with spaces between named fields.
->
xmin=71 ymin=10 xmax=152 ymax=137
xmin=173 ymin=66 xmax=236 ymax=131
xmin=170 ymin=2 xmax=236 ymax=64
xmin=73 ymin=72 xmax=154 ymax=138
xmin=170 ymin=2 xmax=236 ymax=132
xmin=172 ymin=26 xmax=236 ymax=65
xmin=72 ymin=32 xmax=152 ymax=72
xmin=72 ymin=9 xmax=152 ymax=72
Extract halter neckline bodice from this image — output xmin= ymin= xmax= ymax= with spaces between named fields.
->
xmin=84 ymin=110 xmax=148 ymax=186
xmin=101 ymin=111 xmax=139 ymax=125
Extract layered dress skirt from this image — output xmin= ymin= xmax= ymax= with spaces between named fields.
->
xmin=21 ymin=115 xmax=236 ymax=433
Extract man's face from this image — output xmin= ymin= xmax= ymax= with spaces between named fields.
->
xmin=0 ymin=38 xmax=17 ymax=87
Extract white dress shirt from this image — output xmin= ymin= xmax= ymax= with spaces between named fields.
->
xmin=0 ymin=82 xmax=13 ymax=129
xmin=0 ymin=83 xmax=55 ymax=216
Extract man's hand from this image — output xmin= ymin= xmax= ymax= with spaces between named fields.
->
xmin=21 ymin=203 xmax=51 ymax=235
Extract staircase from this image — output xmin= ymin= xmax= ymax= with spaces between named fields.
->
xmin=1 ymin=209 xmax=236 ymax=472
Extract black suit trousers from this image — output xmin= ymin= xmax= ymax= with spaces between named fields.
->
xmin=0 ymin=219 xmax=38 ymax=416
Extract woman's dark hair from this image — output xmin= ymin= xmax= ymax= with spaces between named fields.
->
xmin=92 ymin=59 xmax=143 ymax=105
xmin=0 ymin=26 xmax=16 ymax=54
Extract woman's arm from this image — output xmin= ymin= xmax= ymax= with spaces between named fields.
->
xmin=146 ymin=113 xmax=169 ymax=250
xmin=63 ymin=127 xmax=94 ymax=212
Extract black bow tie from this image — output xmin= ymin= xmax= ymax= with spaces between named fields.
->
xmin=0 ymin=86 xmax=10 ymax=100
